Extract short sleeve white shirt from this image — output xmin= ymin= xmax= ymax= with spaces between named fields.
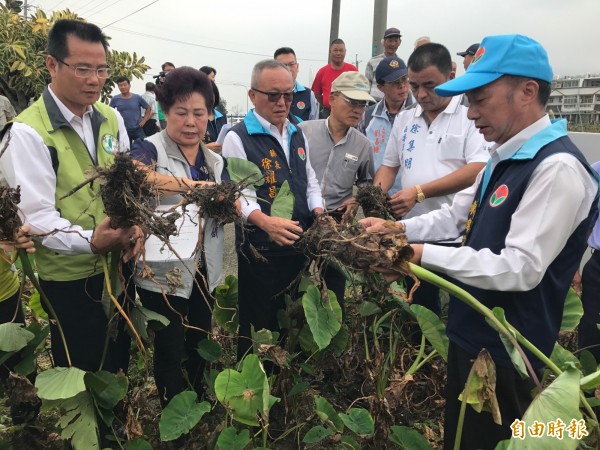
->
xmin=382 ymin=95 xmax=490 ymax=219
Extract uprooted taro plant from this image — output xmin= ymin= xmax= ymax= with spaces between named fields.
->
xmin=2 ymin=154 xmax=600 ymax=449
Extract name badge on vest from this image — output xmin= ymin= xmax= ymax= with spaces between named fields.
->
xmin=345 ymin=153 xmax=358 ymax=162
xmin=101 ymin=133 xmax=119 ymax=155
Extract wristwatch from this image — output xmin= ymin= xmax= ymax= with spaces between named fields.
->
xmin=415 ymin=185 xmax=426 ymax=203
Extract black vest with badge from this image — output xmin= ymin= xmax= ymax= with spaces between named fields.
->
xmin=291 ymin=87 xmax=313 ymax=122
xmin=448 ymin=135 xmax=598 ymax=369
xmin=232 ymin=113 xmax=312 ymax=253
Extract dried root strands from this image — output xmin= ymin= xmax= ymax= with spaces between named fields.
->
xmin=300 ymin=215 xmax=414 ymax=277
xmin=181 ymin=181 xmax=241 ymax=226
xmin=356 ymin=184 xmax=393 ymax=219
xmin=98 ymin=154 xmax=156 ymax=229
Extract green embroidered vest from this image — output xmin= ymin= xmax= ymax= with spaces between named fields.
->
xmin=14 ymin=89 xmax=120 ymax=281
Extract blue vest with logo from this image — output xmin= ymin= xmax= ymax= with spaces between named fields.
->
xmin=232 ymin=110 xmax=311 ymax=253
xmin=448 ymin=123 xmax=598 ymax=369
xmin=291 ymin=84 xmax=313 ymax=122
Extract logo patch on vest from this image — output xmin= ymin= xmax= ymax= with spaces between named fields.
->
xmin=296 ymin=101 xmax=306 ymax=110
xmin=101 ymin=133 xmax=119 ymax=155
xmin=489 ymin=184 xmax=508 ymax=207
xmin=297 ymin=147 xmax=306 ymax=160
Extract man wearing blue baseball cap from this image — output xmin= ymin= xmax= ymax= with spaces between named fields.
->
xmin=365 ymin=27 xmax=404 ymax=102
xmin=362 ymin=34 xmax=599 ymax=448
xmin=360 ymin=56 xmax=413 ymax=195
xmin=456 ymin=43 xmax=480 ymax=71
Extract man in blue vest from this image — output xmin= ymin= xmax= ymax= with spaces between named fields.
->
xmin=0 ymin=20 xmax=142 ymax=374
xmin=274 ymin=47 xmax=318 ymax=122
xmin=361 ymin=34 xmax=599 ymax=449
xmin=222 ymin=60 xmax=324 ymax=360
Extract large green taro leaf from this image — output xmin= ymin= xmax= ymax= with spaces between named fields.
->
xmin=507 ymin=367 xmax=582 ymax=450
xmin=214 ymin=354 xmax=278 ymax=426
xmin=159 ymin=391 xmax=210 ymax=441
xmin=302 ymin=285 xmax=342 ymax=350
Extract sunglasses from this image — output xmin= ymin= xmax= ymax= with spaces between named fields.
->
xmin=338 ymin=93 xmax=369 ymax=109
xmin=252 ymin=88 xmax=294 ymax=103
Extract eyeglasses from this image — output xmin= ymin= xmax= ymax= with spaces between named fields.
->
xmin=252 ymin=88 xmax=294 ymax=103
xmin=383 ymin=79 xmax=409 ymax=88
xmin=53 ymin=56 xmax=112 ymax=79
xmin=338 ymin=94 xmax=369 ymax=109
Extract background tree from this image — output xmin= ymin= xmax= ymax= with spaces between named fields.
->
xmin=0 ymin=5 xmax=149 ymax=113
xmin=216 ymin=96 xmax=228 ymax=116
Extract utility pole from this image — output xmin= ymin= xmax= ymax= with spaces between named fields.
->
xmin=372 ymin=0 xmax=388 ymax=57
xmin=329 ymin=0 xmax=341 ymax=63
xmin=24 ymin=0 xmax=27 ymax=19
xmin=355 ymin=54 xmax=361 ymax=71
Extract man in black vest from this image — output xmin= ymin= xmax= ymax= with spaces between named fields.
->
xmin=274 ymin=47 xmax=318 ymax=121
xmin=361 ymin=34 xmax=599 ymax=449
xmin=222 ymin=60 xmax=324 ymax=360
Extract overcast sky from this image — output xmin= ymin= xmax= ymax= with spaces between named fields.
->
xmin=31 ymin=0 xmax=600 ymax=115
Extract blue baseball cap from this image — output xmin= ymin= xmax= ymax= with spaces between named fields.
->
xmin=375 ymin=56 xmax=408 ymax=84
xmin=457 ymin=43 xmax=480 ymax=57
xmin=435 ymin=34 xmax=553 ymax=97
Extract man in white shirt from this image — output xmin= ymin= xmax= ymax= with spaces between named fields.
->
xmin=141 ymin=81 xmax=159 ymax=137
xmin=0 ymin=19 xmax=141 ymax=374
xmin=362 ymin=34 xmax=598 ymax=449
xmin=222 ymin=60 xmax=324 ymax=360
xmin=374 ymin=43 xmax=488 ymax=315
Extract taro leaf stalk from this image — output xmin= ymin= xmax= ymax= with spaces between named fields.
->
xmin=454 ymin=349 xmax=501 ymax=450
xmin=410 ymin=263 xmax=599 ymax=437
xmin=18 ymin=248 xmax=73 ymax=366
xmin=100 ymin=255 xmax=146 ymax=358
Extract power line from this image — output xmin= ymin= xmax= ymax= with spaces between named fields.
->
xmin=101 ymin=0 xmax=160 ymax=29
xmin=86 ymin=0 xmax=126 ymax=19
xmin=30 ymin=0 xmax=327 ymax=63
xmin=77 ymin=0 xmax=112 ymax=17
xmin=106 ymin=26 xmax=327 ymax=63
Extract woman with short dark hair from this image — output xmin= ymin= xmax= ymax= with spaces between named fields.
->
xmin=130 ymin=66 xmax=224 ymax=406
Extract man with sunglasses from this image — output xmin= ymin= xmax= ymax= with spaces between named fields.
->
xmin=299 ymin=71 xmax=375 ymax=303
xmin=373 ymin=43 xmax=488 ymax=317
xmin=222 ymin=59 xmax=324 ymax=360
xmin=0 ymin=20 xmax=140 ymax=375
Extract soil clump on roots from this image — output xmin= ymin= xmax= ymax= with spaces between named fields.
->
xmin=182 ymin=181 xmax=241 ymax=226
xmin=0 ymin=184 xmax=22 ymax=241
xmin=300 ymin=215 xmax=414 ymax=277
xmin=356 ymin=184 xmax=392 ymax=219
xmin=98 ymin=154 xmax=156 ymax=229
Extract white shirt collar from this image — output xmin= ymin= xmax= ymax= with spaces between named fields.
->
xmin=48 ymin=85 xmax=94 ymax=122
xmin=253 ymin=110 xmax=291 ymax=136
xmin=492 ymin=115 xmax=552 ymax=163
xmin=414 ymin=94 xmax=461 ymax=119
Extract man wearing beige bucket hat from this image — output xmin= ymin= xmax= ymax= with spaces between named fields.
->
xmin=299 ymin=71 xmax=375 ymax=304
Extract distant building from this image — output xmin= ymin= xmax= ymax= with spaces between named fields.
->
xmin=547 ymin=74 xmax=600 ymax=123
